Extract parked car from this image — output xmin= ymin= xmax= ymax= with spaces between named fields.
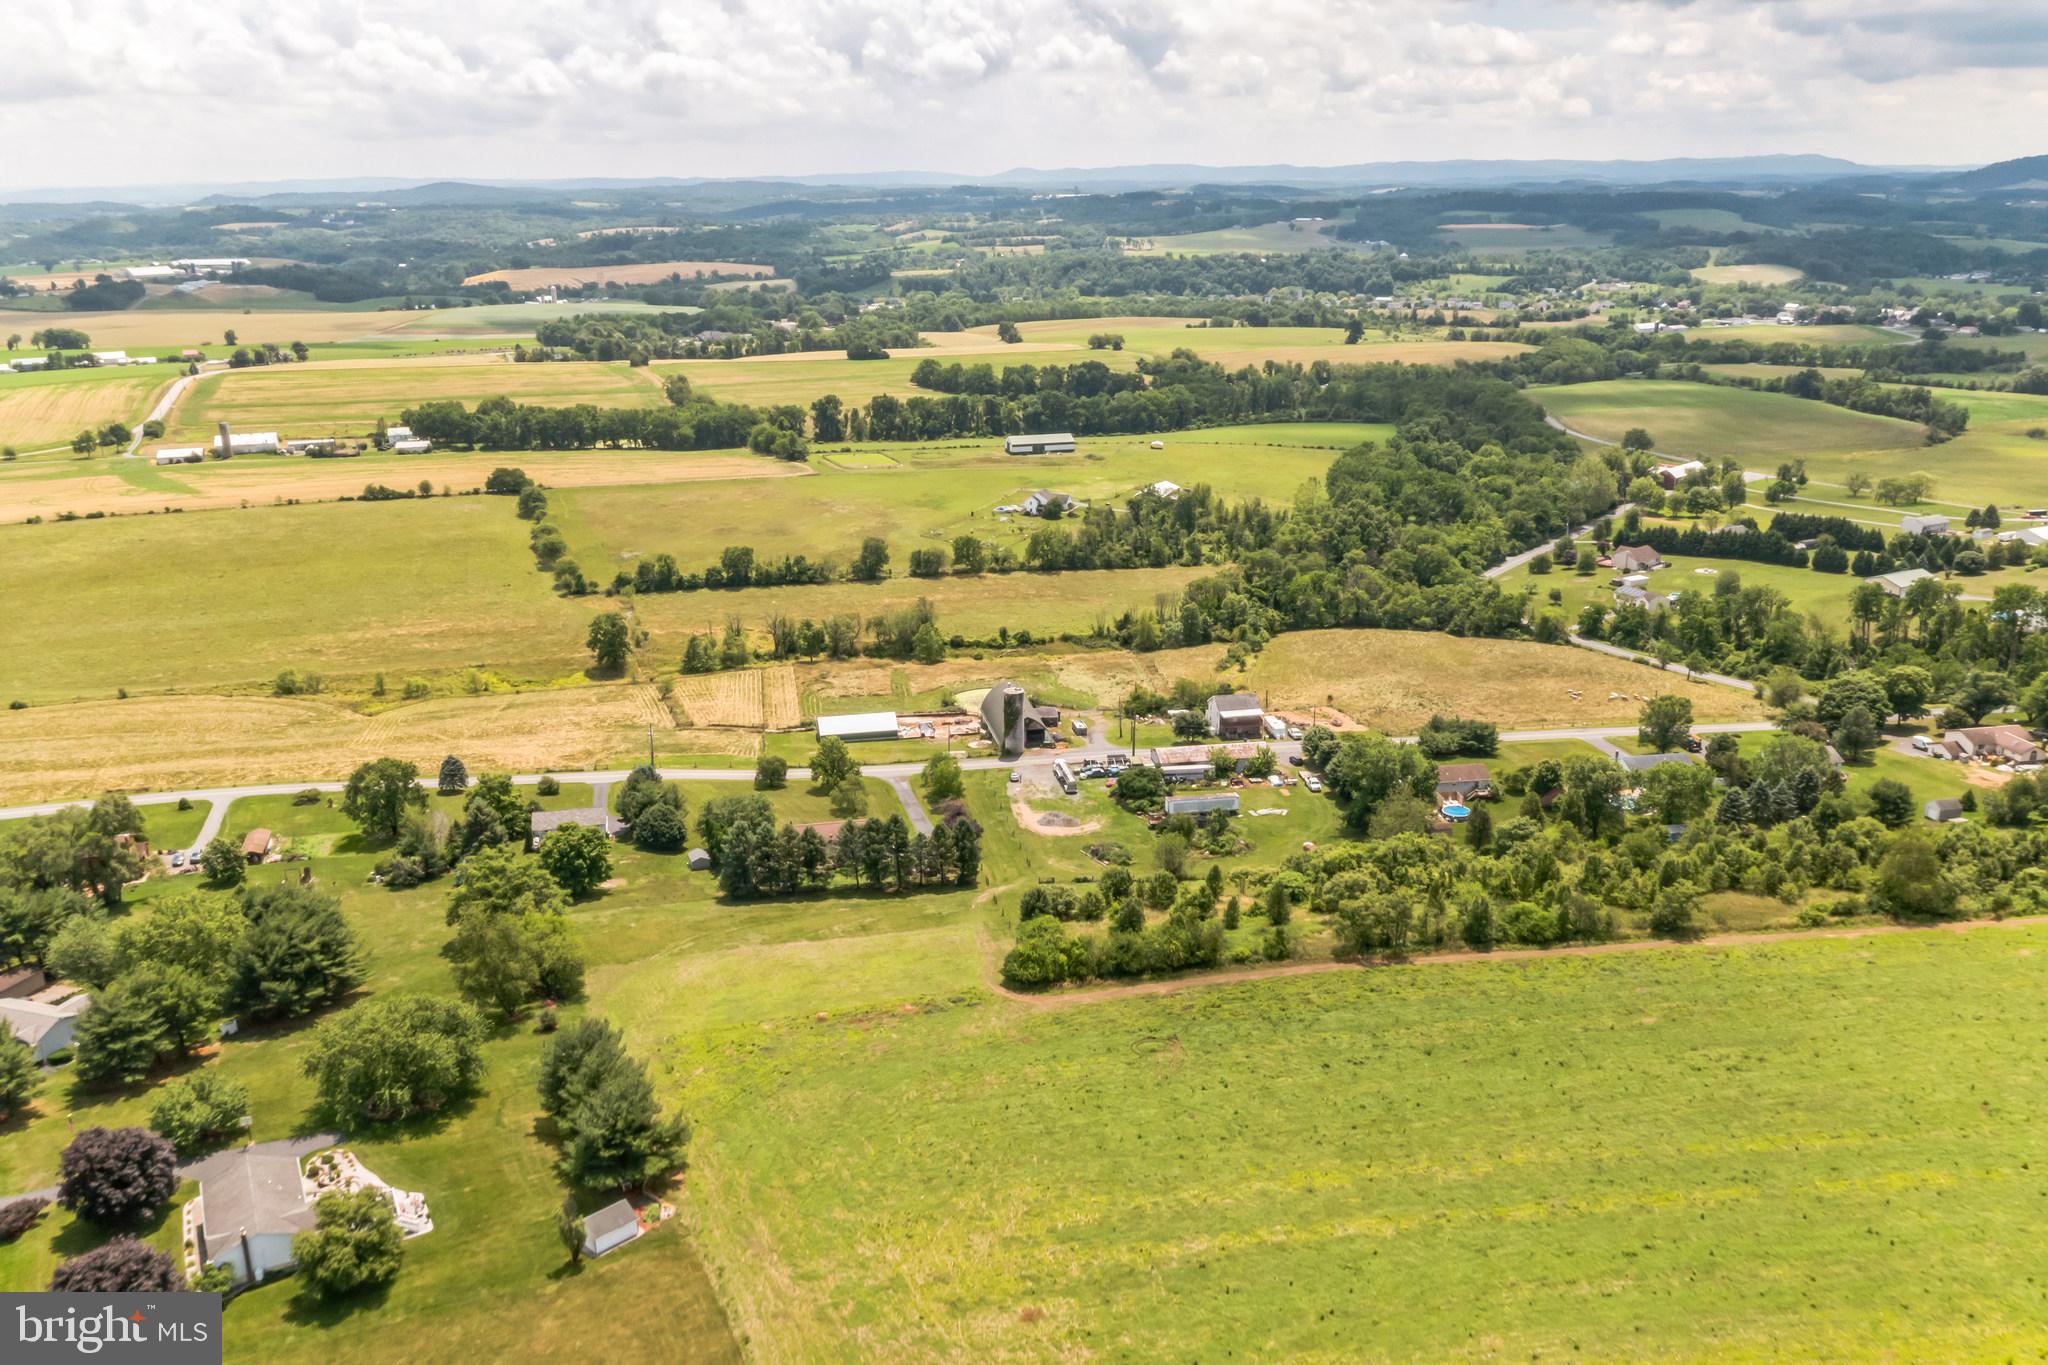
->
xmin=1305 ymin=776 xmax=1323 ymax=794
xmin=1267 ymin=774 xmax=1284 ymax=788
xmin=1684 ymin=736 xmax=1702 ymax=752
xmin=1286 ymin=725 xmax=1303 ymax=740
xmin=169 ymin=851 xmax=185 ymax=868
xmin=1288 ymin=754 xmax=1304 ymax=767
xmin=1008 ymin=769 xmax=1022 ymax=783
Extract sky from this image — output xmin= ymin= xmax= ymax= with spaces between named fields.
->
xmin=7 ymin=0 xmax=2046 ymax=191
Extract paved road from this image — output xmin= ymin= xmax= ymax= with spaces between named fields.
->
xmin=886 ymin=777 xmax=934 ymax=834
xmin=121 ymin=368 xmax=205 ymax=458
xmin=1566 ymin=634 xmax=1758 ymax=694
xmin=0 ymin=1132 xmax=341 ymax=1211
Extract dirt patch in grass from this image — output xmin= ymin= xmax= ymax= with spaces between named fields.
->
xmin=1011 ymin=797 xmax=1101 ymax=836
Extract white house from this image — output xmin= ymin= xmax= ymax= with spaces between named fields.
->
xmin=582 ymin=1199 xmax=641 ymax=1257
xmin=1004 ymin=432 xmax=1075 ymax=456
xmin=382 ymin=425 xmax=414 ymax=445
xmin=0 ymin=993 xmax=90 ymax=1062
xmin=1900 ymin=514 xmax=1951 ymax=536
xmin=196 ymin=1151 xmax=316 ymax=1285
xmin=1144 ymin=480 xmax=1182 ymax=500
xmin=1022 ymin=490 xmax=1074 ymax=517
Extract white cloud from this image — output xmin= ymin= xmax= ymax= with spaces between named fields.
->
xmin=0 ymin=0 xmax=2038 ymax=190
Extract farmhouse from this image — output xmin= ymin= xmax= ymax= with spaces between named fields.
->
xmin=173 ymin=257 xmax=251 ymax=274
xmin=1868 ymin=567 xmax=1935 ymax=597
xmin=1900 ymin=514 xmax=1951 ymax=536
xmin=582 ymin=1199 xmax=642 ymax=1257
xmin=154 ymin=447 xmax=206 ymax=465
xmin=1939 ymin=725 xmax=2045 ymax=765
xmin=979 ymin=682 xmax=1059 ymax=758
xmin=815 ymin=711 xmax=900 ymax=744
xmin=1205 ymin=693 xmax=1265 ymax=739
xmin=528 ymin=807 xmax=617 ymax=851
xmin=90 ymin=350 xmax=132 ymax=366
xmin=1164 ymin=792 xmax=1240 ymax=817
xmin=1653 ymin=460 xmax=1706 ymax=489
xmin=0 ymin=992 xmax=90 ymax=1062
xmin=1004 ymin=432 xmax=1076 ymax=456
xmin=1608 ymin=545 xmax=1665 ymax=574
xmin=1022 ymin=490 xmax=1074 ymax=518
xmin=242 ymin=828 xmax=276 ymax=864
xmin=1434 ymin=764 xmax=1493 ymax=801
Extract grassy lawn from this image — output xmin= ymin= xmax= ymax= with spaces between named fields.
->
xmin=1531 ymin=380 xmax=1930 ymax=462
xmin=672 ymin=922 xmax=2048 ymax=1360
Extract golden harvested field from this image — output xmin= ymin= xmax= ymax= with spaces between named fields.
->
xmin=462 ymin=261 xmax=774 ymax=288
xmin=761 ymin=665 xmax=801 ymax=728
xmin=673 ymin=672 xmax=767 ymax=728
xmin=0 ymin=686 xmax=682 ymax=803
xmin=0 ymin=308 xmax=414 ymax=349
xmin=1045 ymin=630 xmax=1766 ymax=730
xmin=165 ymin=356 xmax=661 ymax=441
xmin=0 ymin=367 xmax=171 ymax=447
xmin=654 ymin=347 xmax=1116 ymax=407
xmin=0 ymin=447 xmax=807 ymax=522
xmin=952 ymin=316 xmax=1529 ymax=369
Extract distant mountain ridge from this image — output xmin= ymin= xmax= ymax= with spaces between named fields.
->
xmin=0 ymin=154 xmax=1997 ymax=206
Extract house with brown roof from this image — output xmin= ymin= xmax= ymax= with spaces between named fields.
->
xmin=1434 ymin=763 xmax=1493 ymax=801
xmin=1609 ymin=545 xmax=1665 ymax=574
xmin=1939 ymin=725 xmax=2045 ymax=765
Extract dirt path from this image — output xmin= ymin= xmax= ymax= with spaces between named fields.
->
xmin=987 ymin=913 xmax=2048 ymax=1011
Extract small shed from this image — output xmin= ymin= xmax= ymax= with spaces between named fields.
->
xmin=686 ymin=848 xmax=711 ymax=871
xmin=582 ymin=1199 xmax=642 ymax=1257
xmin=1924 ymin=798 xmax=1964 ymax=822
xmin=242 ymin=828 xmax=276 ymax=864
xmin=1164 ymin=792 xmax=1239 ymax=817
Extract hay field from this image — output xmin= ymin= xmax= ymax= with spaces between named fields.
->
xmin=0 ymin=447 xmax=807 ymax=522
xmin=0 ymin=496 xmax=587 ymax=701
xmin=549 ymin=426 xmax=1374 ymax=568
xmin=1691 ymin=262 xmax=1806 ymax=286
xmin=463 ymin=261 xmax=773 ymax=288
xmin=165 ymin=356 xmax=661 ymax=441
xmin=1532 ymin=380 xmax=1930 ymax=461
xmin=0 ymin=307 xmax=416 ymax=349
xmin=674 ymin=672 xmax=766 ymax=728
xmin=0 ymin=686 xmax=679 ymax=803
xmin=0 ymin=366 xmax=171 ymax=447
xmin=1050 ymin=629 xmax=1766 ymax=729
xmin=951 ymin=316 xmax=1529 ymax=369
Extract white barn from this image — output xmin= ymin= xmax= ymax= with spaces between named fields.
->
xmin=1004 ymin=432 xmax=1075 ymax=456
xmin=815 ymin=711 xmax=899 ymax=743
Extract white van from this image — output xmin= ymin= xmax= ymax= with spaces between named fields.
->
xmin=1911 ymin=735 xmax=1931 ymax=753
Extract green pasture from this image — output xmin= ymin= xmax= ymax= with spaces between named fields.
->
xmin=1531 ymin=380 xmax=1930 ymax=462
xmin=674 ymin=919 xmax=2048 ymax=1360
xmin=549 ymin=424 xmax=1382 ymax=570
xmin=655 ymin=347 xmax=1124 ymax=408
xmin=1433 ymin=222 xmax=1613 ymax=254
xmin=1119 ymin=220 xmax=1385 ymax=256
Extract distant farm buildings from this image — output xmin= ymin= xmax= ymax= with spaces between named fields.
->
xmin=979 ymin=682 xmax=1059 ymax=758
xmin=215 ymin=422 xmax=280 ymax=456
xmin=1867 ymin=567 xmax=1935 ymax=597
xmin=1900 ymin=513 xmax=1951 ymax=536
xmin=814 ymin=711 xmax=900 ymax=744
xmin=1652 ymin=460 xmax=1706 ymax=489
